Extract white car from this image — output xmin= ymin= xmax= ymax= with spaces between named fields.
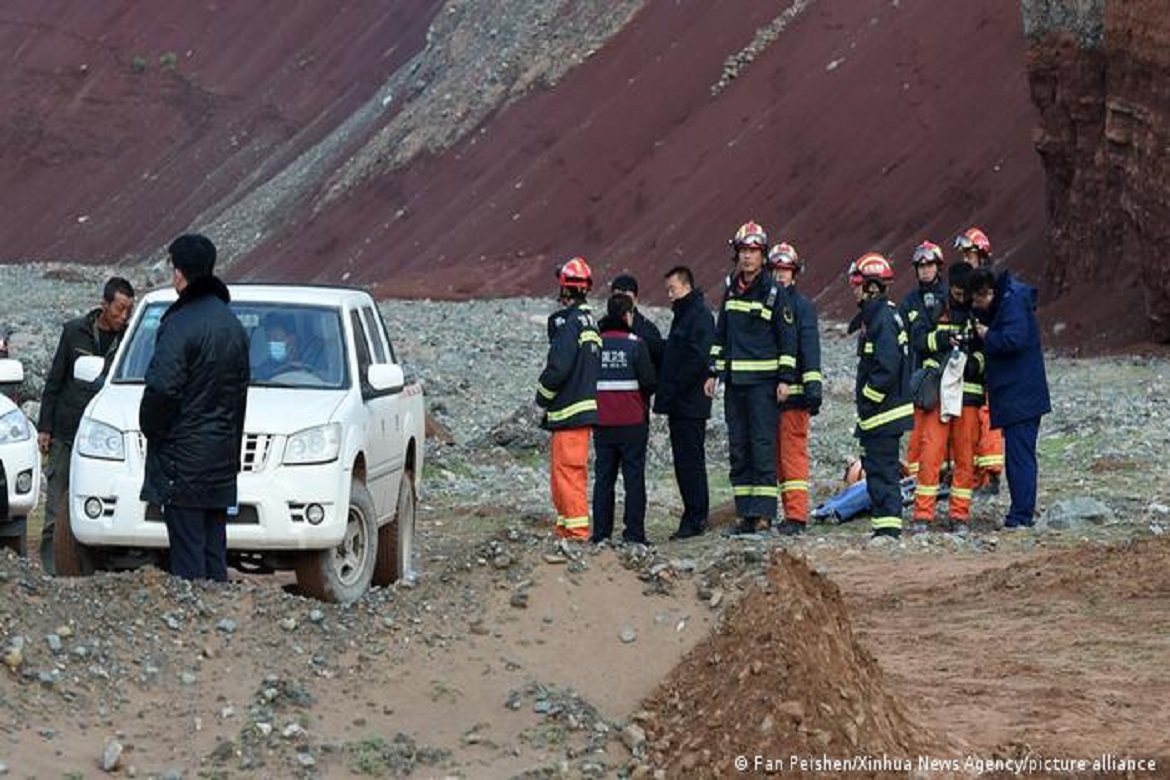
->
xmin=0 ymin=358 xmax=41 ymax=546
xmin=63 ymin=285 xmax=425 ymax=602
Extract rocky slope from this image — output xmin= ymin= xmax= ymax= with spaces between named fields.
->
xmin=1 ymin=1 xmax=1048 ymax=326
xmin=1025 ymin=0 xmax=1170 ymax=345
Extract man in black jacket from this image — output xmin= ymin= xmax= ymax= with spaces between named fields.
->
xmin=38 ymin=276 xmax=135 ymax=573
xmin=140 ymin=234 xmax=249 ymax=581
xmin=610 ymin=274 xmax=664 ymax=372
xmin=654 ymin=266 xmax=715 ymax=540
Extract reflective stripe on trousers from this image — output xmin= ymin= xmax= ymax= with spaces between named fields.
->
xmin=551 ymin=427 xmax=591 ymax=539
xmin=776 ymin=408 xmax=810 ymax=522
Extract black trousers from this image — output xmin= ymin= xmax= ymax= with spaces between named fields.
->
xmin=860 ymin=432 xmax=904 ymax=532
xmin=163 ymin=505 xmax=229 ymax=582
xmin=669 ymin=416 xmax=709 ymax=533
xmin=725 ymin=382 xmax=779 ymax=519
xmin=591 ymin=433 xmax=648 ymax=544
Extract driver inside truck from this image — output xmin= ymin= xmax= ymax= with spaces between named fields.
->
xmin=254 ymin=313 xmax=302 ymax=381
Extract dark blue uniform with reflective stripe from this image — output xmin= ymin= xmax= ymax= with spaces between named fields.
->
xmin=779 ymin=288 xmax=822 ymax=412
xmin=899 ymin=281 xmax=946 ymax=376
xmin=854 ymin=296 xmax=913 ymax=533
xmin=536 ymin=302 xmax=601 ymax=430
xmin=709 ymin=272 xmax=798 ymax=521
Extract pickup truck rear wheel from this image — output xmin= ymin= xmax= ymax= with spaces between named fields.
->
xmin=373 ymin=469 xmax=416 ymax=586
xmin=295 ymin=480 xmax=377 ymax=603
xmin=54 ymin=518 xmax=97 ymax=577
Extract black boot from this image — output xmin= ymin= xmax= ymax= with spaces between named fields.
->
xmin=724 ymin=517 xmax=761 ymax=537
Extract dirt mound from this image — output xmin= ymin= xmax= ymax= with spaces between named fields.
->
xmin=641 ymin=551 xmax=950 ymax=777
xmin=967 ymin=536 xmax=1170 ymax=601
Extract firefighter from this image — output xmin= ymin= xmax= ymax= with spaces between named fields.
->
xmin=899 ymin=241 xmax=946 ymax=485
xmin=954 ymin=227 xmax=1005 ymax=495
xmin=911 ymin=261 xmax=985 ymax=530
xmin=768 ymin=242 xmax=822 ymax=536
xmin=536 ymin=257 xmax=602 ymax=540
xmin=704 ymin=221 xmax=797 ymax=536
xmin=848 ymin=253 xmax=913 ymax=538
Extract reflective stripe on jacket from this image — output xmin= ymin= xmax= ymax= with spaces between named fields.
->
xmin=930 ymin=304 xmax=988 ymax=407
xmin=854 ymin=297 xmax=913 ymax=437
xmin=596 ymin=327 xmax=655 ymax=428
xmin=537 ymin=302 xmax=601 ymax=430
xmin=779 ymin=287 xmax=822 ymax=411
xmin=708 ymin=272 xmax=797 ymax=386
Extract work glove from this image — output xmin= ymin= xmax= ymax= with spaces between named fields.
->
xmin=805 ymin=384 xmax=822 ymax=416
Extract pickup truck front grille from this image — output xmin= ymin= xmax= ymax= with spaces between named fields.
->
xmin=240 ymin=434 xmax=273 ymax=472
xmin=134 ymin=432 xmax=273 ymax=472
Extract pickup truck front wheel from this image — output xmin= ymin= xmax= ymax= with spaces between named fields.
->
xmin=296 ymin=480 xmax=377 ymax=603
xmin=374 ymin=469 xmax=416 ymax=586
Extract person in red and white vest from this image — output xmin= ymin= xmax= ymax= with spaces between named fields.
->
xmin=591 ymin=294 xmax=656 ymax=545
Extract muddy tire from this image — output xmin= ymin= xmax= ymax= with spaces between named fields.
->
xmin=373 ymin=469 xmax=416 ymax=587
xmin=295 ymin=480 xmax=378 ymax=603
xmin=54 ymin=518 xmax=97 ymax=577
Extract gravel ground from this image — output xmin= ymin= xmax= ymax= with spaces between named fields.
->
xmin=3 ymin=263 xmax=1170 ymax=776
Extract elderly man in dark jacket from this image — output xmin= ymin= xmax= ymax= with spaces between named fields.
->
xmin=967 ymin=266 xmax=1051 ymax=529
xmin=38 ymin=277 xmax=135 ymax=573
xmin=653 ymin=266 xmax=716 ymax=540
xmin=140 ymin=234 xmax=249 ymax=581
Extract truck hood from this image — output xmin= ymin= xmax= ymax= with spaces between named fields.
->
xmin=86 ymin=384 xmax=347 ymax=435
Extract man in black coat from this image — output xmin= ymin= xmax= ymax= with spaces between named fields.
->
xmin=610 ymin=274 xmax=664 ymax=372
xmin=653 ymin=266 xmax=716 ymax=540
xmin=140 ymin=234 xmax=250 ymax=581
xmin=38 ymin=276 xmax=135 ymax=573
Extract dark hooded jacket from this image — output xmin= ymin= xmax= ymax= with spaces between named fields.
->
xmin=978 ymin=270 xmax=1051 ymax=429
xmin=139 ymin=276 xmax=250 ymax=508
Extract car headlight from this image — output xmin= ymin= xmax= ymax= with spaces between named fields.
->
xmin=76 ymin=417 xmax=126 ymax=461
xmin=283 ymin=423 xmax=341 ymax=465
xmin=0 ymin=409 xmax=32 ymax=444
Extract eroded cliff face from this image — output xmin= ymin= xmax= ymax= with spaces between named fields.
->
xmin=1026 ymin=0 xmax=1170 ymax=343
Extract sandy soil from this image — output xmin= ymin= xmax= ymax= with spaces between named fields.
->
xmin=4 ymin=512 xmax=1169 ymax=778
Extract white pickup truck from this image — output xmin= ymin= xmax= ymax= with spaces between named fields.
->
xmin=0 ymin=357 xmax=41 ymax=551
xmin=63 ymin=285 xmax=425 ymax=603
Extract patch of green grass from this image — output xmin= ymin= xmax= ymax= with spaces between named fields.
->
xmin=349 ymin=734 xmax=391 ymax=776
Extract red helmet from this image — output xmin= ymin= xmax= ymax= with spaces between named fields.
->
xmin=730 ymin=221 xmax=768 ymax=252
xmin=953 ymin=227 xmax=991 ymax=256
xmin=558 ymin=257 xmax=593 ymax=290
xmin=768 ymin=242 xmax=802 ymax=272
xmin=849 ymin=252 xmax=894 ymax=286
xmin=910 ymin=240 xmax=944 ymax=266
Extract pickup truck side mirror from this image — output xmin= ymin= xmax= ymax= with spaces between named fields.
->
xmin=73 ymin=355 xmax=106 ymax=383
xmin=366 ymin=363 xmax=405 ymax=393
xmin=0 ymin=358 xmax=24 ymax=384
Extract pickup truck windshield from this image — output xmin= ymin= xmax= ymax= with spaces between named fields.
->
xmin=115 ymin=302 xmax=349 ymax=389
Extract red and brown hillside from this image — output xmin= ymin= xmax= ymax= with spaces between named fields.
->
xmin=1 ymin=1 xmax=1165 ymax=346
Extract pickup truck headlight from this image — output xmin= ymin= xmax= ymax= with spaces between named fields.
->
xmin=76 ymin=418 xmax=126 ymax=461
xmin=283 ymin=423 xmax=341 ymax=465
xmin=0 ymin=409 xmax=33 ymax=444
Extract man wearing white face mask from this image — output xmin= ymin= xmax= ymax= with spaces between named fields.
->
xmin=255 ymin=313 xmax=300 ymax=380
